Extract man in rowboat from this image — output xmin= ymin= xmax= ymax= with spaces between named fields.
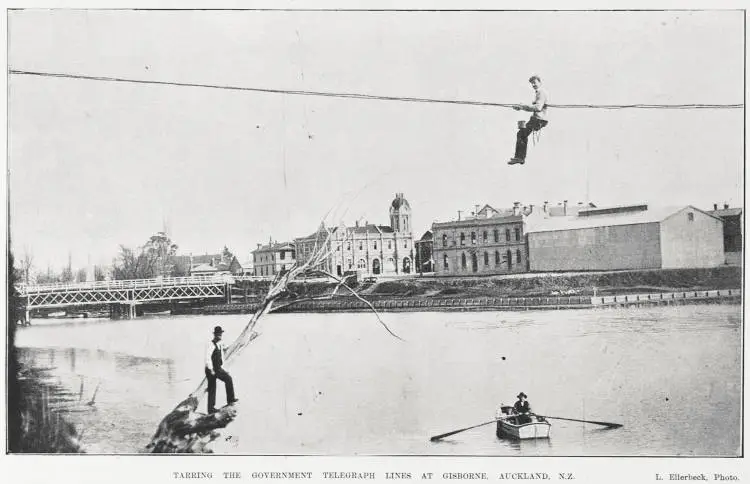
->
xmin=513 ymin=392 xmax=533 ymax=424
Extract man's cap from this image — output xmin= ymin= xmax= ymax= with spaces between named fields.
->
xmin=517 ymin=392 xmax=528 ymax=399
xmin=213 ymin=325 xmax=224 ymax=334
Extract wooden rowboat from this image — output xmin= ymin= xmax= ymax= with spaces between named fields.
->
xmin=496 ymin=406 xmax=551 ymax=440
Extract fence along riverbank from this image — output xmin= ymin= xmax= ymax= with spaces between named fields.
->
xmin=196 ymin=288 xmax=740 ymax=314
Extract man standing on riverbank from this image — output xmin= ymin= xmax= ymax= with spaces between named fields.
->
xmin=205 ymin=326 xmax=238 ymax=413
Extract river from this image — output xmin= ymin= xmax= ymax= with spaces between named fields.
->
xmin=15 ymin=304 xmax=741 ymax=456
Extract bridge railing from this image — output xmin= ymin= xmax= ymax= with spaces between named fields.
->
xmin=17 ymin=274 xmax=238 ymax=295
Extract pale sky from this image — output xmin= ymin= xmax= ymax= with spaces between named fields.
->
xmin=8 ymin=9 xmax=744 ymax=270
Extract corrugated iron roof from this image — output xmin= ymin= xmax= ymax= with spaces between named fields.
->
xmin=526 ymin=205 xmax=718 ymax=234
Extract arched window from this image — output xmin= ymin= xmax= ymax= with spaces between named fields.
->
xmin=483 ymin=231 xmax=488 ymax=243
xmin=460 ymin=232 xmax=466 ymax=246
xmin=443 ymin=254 xmax=449 ymax=270
xmin=372 ymin=259 xmax=381 ymax=275
xmin=373 ymin=241 xmax=378 ymax=250
xmin=402 ymin=257 xmax=411 ymax=273
xmin=516 ymin=249 xmax=522 ymax=263
xmin=515 ymin=227 xmax=521 ymax=241
xmin=493 ymin=229 xmax=499 ymax=243
xmin=357 ymin=259 xmax=367 ymax=270
xmin=461 ymin=253 xmax=467 ymax=269
xmin=484 ymin=251 xmax=489 ymax=266
xmin=495 ymin=250 xmax=501 ymax=265
xmin=471 ymin=232 xmax=477 ymax=245
xmin=471 ymin=253 xmax=478 ymax=272
xmin=442 ymin=234 xmax=448 ymax=247
xmin=505 ymin=229 xmax=511 ymax=242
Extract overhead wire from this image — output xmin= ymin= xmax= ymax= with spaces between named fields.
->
xmin=9 ymin=69 xmax=743 ymax=110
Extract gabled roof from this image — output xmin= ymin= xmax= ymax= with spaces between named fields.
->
xmin=527 ymin=205 xmax=719 ymax=234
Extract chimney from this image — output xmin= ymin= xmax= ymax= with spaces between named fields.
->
xmin=457 ymin=210 xmax=463 ymax=221
xmin=724 ymin=203 xmax=729 ymax=210
xmin=563 ymin=200 xmax=568 ymax=216
xmin=475 ymin=204 xmax=480 ymax=217
xmin=714 ymin=203 xmax=718 ymax=210
xmin=513 ymin=201 xmax=521 ymax=216
xmin=355 ymin=220 xmax=359 ymax=228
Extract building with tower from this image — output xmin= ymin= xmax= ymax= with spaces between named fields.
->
xmin=294 ymin=193 xmax=415 ymax=277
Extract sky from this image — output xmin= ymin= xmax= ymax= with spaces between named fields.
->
xmin=7 ymin=9 xmax=744 ymax=271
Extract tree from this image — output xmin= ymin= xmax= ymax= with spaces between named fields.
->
xmin=75 ymin=268 xmax=88 ymax=283
xmin=113 ymin=232 xmax=179 ymax=280
xmin=18 ymin=248 xmax=34 ymax=285
xmin=143 ymin=232 xmax=179 ymax=277
xmin=94 ymin=265 xmax=107 ymax=281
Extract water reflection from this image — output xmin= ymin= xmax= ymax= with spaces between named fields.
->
xmin=14 ymin=305 xmax=742 ymax=456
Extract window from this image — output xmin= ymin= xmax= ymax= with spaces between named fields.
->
xmin=495 ymin=250 xmax=501 ymax=265
xmin=461 ymin=253 xmax=467 ymax=269
xmin=403 ymin=240 xmax=408 ymax=249
xmin=484 ymin=251 xmax=489 ymax=266
xmin=493 ymin=229 xmax=499 ymax=243
xmin=506 ymin=250 xmax=513 ymax=269
xmin=443 ymin=254 xmax=449 ymax=270
xmin=460 ymin=232 xmax=466 ymax=246
xmin=280 ymin=251 xmax=285 ymax=260
xmin=471 ymin=232 xmax=477 ymax=245
xmin=347 ymin=242 xmax=351 ymax=250
xmin=347 ymin=259 xmax=353 ymax=269
xmin=357 ymin=259 xmax=367 ymax=269
xmin=374 ymin=241 xmax=378 ymax=250
xmin=388 ymin=240 xmax=393 ymax=249
xmin=359 ymin=242 xmax=363 ymax=250
xmin=483 ymin=231 xmax=488 ymax=243
xmin=516 ymin=249 xmax=522 ymax=263
xmin=514 ymin=227 xmax=521 ymax=241
xmin=688 ymin=212 xmax=694 ymax=222
xmin=442 ymin=234 xmax=448 ymax=248
xmin=505 ymin=229 xmax=511 ymax=242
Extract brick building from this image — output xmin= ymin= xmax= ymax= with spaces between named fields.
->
xmin=432 ymin=202 xmax=530 ymax=276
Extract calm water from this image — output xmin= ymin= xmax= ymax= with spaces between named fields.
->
xmin=15 ymin=304 xmax=741 ymax=456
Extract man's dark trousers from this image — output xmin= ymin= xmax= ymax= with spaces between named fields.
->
xmin=514 ymin=118 xmax=548 ymax=160
xmin=205 ymin=367 xmax=235 ymax=412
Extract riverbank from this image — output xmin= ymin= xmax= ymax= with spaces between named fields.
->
xmin=13 ymin=364 xmax=84 ymax=453
xmin=191 ymin=267 xmax=742 ymax=315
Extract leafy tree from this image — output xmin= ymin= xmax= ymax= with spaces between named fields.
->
xmin=94 ymin=265 xmax=107 ymax=281
xmin=75 ymin=268 xmax=88 ymax=283
xmin=113 ymin=232 xmax=179 ymax=280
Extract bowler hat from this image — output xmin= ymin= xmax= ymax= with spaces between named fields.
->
xmin=213 ymin=325 xmax=224 ymax=334
xmin=517 ymin=392 xmax=528 ymax=399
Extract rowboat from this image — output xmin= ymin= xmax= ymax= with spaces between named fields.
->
xmin=496 ymin=406 xmax=551 ymax=440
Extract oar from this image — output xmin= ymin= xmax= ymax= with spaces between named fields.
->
xmin=430 ymin=418 xmax=503 ymax=442
xmin=535 ymin=414 xmax=622 ymax=429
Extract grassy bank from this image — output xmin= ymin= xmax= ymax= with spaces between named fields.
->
xmin=364 ymin=267 xmax=742 ymax=299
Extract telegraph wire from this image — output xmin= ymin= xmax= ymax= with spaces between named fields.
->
xmin=8 ymin=69 xmax=743 ymax=110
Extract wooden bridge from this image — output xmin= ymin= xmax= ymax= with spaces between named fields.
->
xmin=15 ymin=275 xmax=266 ymax=321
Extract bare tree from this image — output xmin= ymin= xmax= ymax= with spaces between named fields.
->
xmin=146 ymin=215 xmax=400 ymax=453
xmin=19 ymin=248 xmax=34 ymax=285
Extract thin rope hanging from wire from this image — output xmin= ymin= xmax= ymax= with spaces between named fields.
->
xmin=8 ymin=69 xmax=743 ymax=110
